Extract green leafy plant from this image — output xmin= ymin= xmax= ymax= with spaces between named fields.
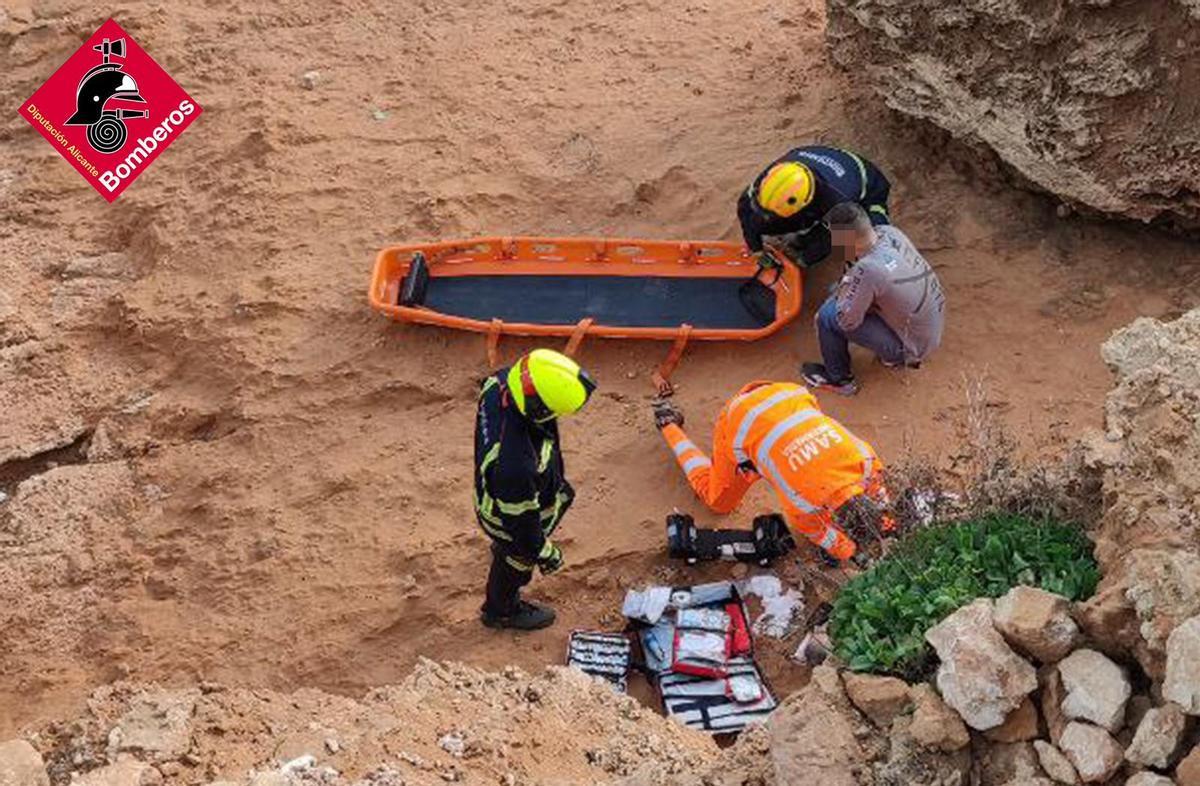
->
xmin=829 ymin=513 xmax=1099 ymax=679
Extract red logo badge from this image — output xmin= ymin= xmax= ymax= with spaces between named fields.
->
xmin=19 ymin=18 xmax=201 ymax=202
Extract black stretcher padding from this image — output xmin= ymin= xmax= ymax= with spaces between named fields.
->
xmin=424 ymin=274 xmax=774 ymax=330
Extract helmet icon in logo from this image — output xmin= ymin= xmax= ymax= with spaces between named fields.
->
xmin=64 ymin=37 xmax=148 ymax=154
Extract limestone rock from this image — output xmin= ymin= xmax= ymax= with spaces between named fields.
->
xmin=75 ymin=760 xmax=164 ymax=786
xmin=1125 ymin=703 xmax=1188 ymax=769
xmin=1121 ymin=695 xmax=1156 ymax=748
xmin=1058 ymin=649 xmax=1131 ymax=733
xmin=1125 ymin=774 xmax=1176 ymax=786
xmin=984 ymin=697 xmax=1041 ymax=744
xmin=1177 ymin=744 xmax=1200 ymax=786
xmin=1041 ymin=666 xmax=1069 ymax=745
xmin=1033 ymin=740 xmax=1079 ymax=785
xmin=925 ymin=599 xmax=1038 ymax=730
xmin=843 ymin=672 xmax=912 ymax=728
xmin=825 ymin=0 xmax=1200 ymax=227
xmin=113 ymin=689 xmax=198 ymax=762
xmin=1058 ymin=722 xmax=1124 ymax=784
xmin=0 ymin=740 xmax=49 ymax=786
xmin=995 ymin=586 xmax=1081 ymax=664
xmin=1164 ymin=615 xmax=1200 ymax=714
xmin=977 ymin=740 xmax=1042 ymax=786
xmin=769 ymin=665 xmax=866 ymax=786
xmin=910 ymin=684 xmax=970 ymax=753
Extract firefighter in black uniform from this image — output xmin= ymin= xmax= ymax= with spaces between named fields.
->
xmin=474 ymin=349 xmax=597 ymax=630
xmin=737 ymin=145 xmax=892 ymax=267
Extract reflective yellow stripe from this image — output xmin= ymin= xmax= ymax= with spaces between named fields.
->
xmin=496 ymin=497 xmax=541 ymax=516
xmin=505 ymin=555 xmax=535 ymax=572
xmin=538 ymin=438 xmax=554 ymax=472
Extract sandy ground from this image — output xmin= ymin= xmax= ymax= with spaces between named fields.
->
xmin=2 ymin=0 xmax=1200 ymax=737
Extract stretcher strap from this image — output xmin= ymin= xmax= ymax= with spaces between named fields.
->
xmin=652 ymin=324 xmax=693 ymax=396
xmin=487 ymin=318 xmax=504 ymax=368
xmin=564 ymin=317 xmax=595 ymax=358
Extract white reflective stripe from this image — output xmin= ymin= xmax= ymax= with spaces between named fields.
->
xmin=853 ymin=437 xmax=875 ymax=478
xmin=731 ymin=389 xmax=809 ymax=463
xmin=819 ymin=528 xmax=839 ymax=550
xmin=673 ymin=439 xmax=699 ymax=457
xmin=682 ymin=455 xmax=712 ymax=475
xmin=755 ymin=410 xmax=824 ymax=514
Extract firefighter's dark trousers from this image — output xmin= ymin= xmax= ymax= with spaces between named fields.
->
xmin=483 ymin=541 xmax=535 ymax=617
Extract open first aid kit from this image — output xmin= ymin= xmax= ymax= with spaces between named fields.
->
xmin=631 ymin=581 xmax=777 ymax=734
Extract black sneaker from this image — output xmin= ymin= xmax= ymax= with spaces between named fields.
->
xmin=481 ymin=600 xmax=556 ymax=630
xmin=801 ymin=363 xmax=859 ymax=396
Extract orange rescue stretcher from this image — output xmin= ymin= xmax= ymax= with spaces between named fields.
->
xmin=368 ymin=236 xmax=803 ymax=391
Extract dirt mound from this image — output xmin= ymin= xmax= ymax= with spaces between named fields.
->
xmin=23 ymin=660 xmax=719 ymax=786
xmin=1076 ymin=307 xmax=1200 ymax=677
xmin=825 ymin=0 xmax=1200 ymax=227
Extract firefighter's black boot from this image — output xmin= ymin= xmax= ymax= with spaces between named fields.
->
xmin=481 ymin=600 xmax=556 ymax=631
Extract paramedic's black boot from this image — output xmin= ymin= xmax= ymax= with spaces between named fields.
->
xmin=481 ymin=600 xmax=556 ymax=631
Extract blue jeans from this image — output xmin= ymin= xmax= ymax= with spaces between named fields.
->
xmin=815 ymin=296 xmax=906 ymax=381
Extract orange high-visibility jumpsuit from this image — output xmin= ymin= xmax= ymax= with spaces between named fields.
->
xmin=660 ymin=381 xmax=885 ymax=560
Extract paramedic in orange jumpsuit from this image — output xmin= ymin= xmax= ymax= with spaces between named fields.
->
xmin=654 ymin=381 xmax=886 ymax=563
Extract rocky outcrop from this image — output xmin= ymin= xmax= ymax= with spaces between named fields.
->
xmin=1125 ymin=703 xmax=1188 ymax=769
xmin=994 ymin=587 xmax=1081 ymax=665
xmin=1057 ymin=649 xmax=1131 ymax=733
xmin=1164 ymin=615 xmax=1200 ymax=714
xmin=1057 ymin=722 xmax=1124 ymax=784
xmin=1076 ymin=310 xmax=1200 ymax=679
xmin=926 ymin=599 xmax=1038 ymax=731
xmin=0 ymin=739 xmax=49 ymax=786
xmin=824 ymin=0 xmax=1200 ymax=227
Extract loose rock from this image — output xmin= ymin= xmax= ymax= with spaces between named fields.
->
xmin=925 ymin=599 xmax=1038 ymax=730
xmin=994 ymin=586 xmax=1081 ymax=663
xmin=1164 ymin=615 xmax=1200 ymax=714
xmin=300 ymin=70 xmax=320 ymax=89
xmin=909 ymin=684 xmax=970 ymax=753
xmin=984 ymin=697 xmax=1041 ymax=744
xmin=1125 ymin=703 xmax=1187 ymax=769
xmin=1125 ymin=774 xmax=1175 ymax=786
xmin=75 ymin=760 xmax=164 ymax=786
xmin=1032 ymin=740 xmax=1079 ymax=785
xmin=842 ymin=672 xmax=912 ymax=728
xmin=1058 ymin=649 xmax=1131 ymax=733
xmin=1058 ymin=722 xmax=1124 ymax=784
xmin=1041 ymin=665 xmax=1069 ymax=745
xmin=1177 ymin=744 xmax=1200 ymax=786
xmin=0 ymin=739 xmax=49 ymax=786
xmin=113 ymin=689 xmax=197 ymax=762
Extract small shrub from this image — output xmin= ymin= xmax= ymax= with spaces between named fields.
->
xmin=829 ymin=513 xmax=1099 ymax=679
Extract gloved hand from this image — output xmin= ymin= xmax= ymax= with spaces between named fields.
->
xmin=652 ymin=398 xmax=684 ymax=429
xmin=538 ymin=540 xmax=564 ymax=575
